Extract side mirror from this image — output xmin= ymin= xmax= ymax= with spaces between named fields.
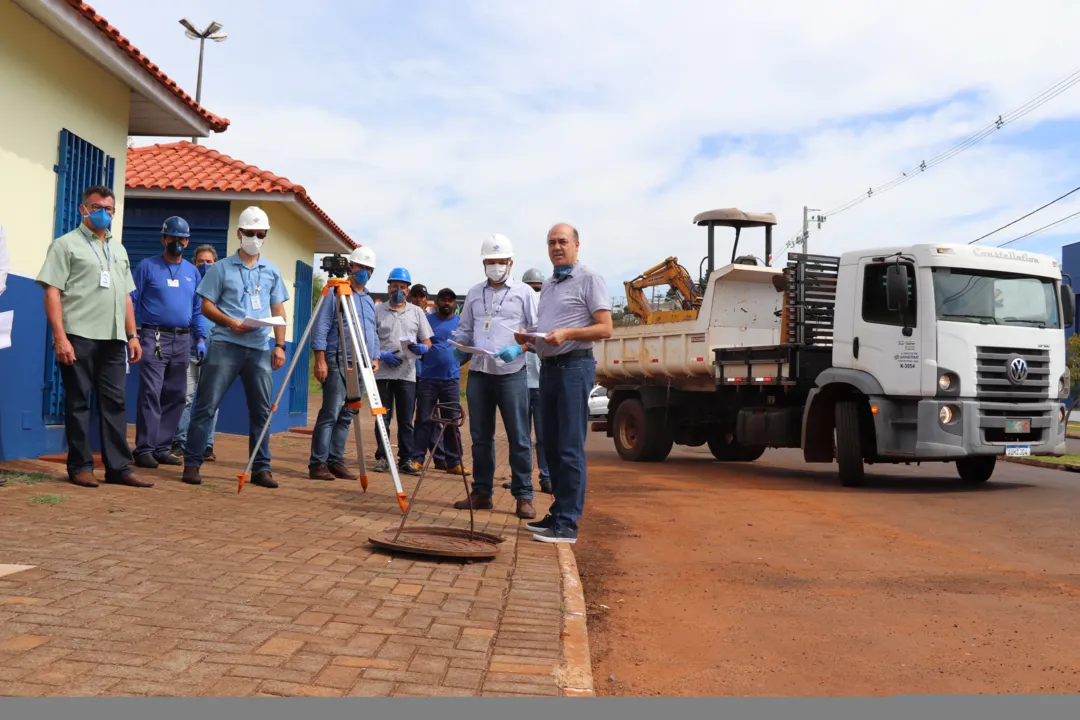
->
xmin=1063 ymin=290 xmax=1076 ymax=329
xmin=886 ymin=264 xmax=910 ymax=313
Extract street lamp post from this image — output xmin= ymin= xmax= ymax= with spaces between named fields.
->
xmin=179 ymin=18 xmax=227 ymax=144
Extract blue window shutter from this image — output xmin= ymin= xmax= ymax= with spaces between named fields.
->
xmin=289 ymin=260 xmax=314 ymax=414
xmin=44 ymin=129 xmax=117 ymax=425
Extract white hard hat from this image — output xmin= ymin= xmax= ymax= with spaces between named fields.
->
xmin=348 ymin=245 xmax=376 ymax=270
xmin=480 ymin=233 xmax=513 ymax=261
xmin=238 ymin=206 xmax=270 ymax=231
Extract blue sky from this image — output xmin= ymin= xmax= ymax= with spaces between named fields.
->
xmin=92 ymin=0 xmax=1080 ymax=297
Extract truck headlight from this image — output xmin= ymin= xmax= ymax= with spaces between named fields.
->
xmin=938 ymin=374 xmax=952 ymax=391
xmin=1061 ymin=371 xmax=1071 ymax=399
xmin=939 ymin=405 xmax=958 ymax=425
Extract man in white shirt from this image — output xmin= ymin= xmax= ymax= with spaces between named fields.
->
xmin=451 ymin=234 xmax=539 ymax=519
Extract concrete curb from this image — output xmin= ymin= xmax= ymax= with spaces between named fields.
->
xmin=1004 ymin=456 xmax=1080 ymax=473
xmin=554 ymin=544 xmax=595 ymax=697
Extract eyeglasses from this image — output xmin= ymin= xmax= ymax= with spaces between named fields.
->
xmin=85 ymin=203 xmax=115 ymax=215
xmin=241 ymin=230 xmax=267 ymax=239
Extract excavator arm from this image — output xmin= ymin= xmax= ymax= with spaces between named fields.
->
xmin=623 ymin=256 xmax=703 ymax=324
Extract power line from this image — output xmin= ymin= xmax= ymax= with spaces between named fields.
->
xmin=821 ymin=63 xmax=1080 ymax=219
xmin=997 ymin=209 xmax=1080 ymax=247
xmin=969 ymin=182 xmax=1080 ymax=244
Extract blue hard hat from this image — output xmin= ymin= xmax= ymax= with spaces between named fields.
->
xmin=162 ymin=216 xmax=190 ymax=238
xmin=387 ymin=267 xmax=412 ymax=284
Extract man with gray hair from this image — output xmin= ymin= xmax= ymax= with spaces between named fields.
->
xmin=516 ymin=223 xmax=612 ymax=543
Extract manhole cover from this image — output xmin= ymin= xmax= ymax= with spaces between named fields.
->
xmin=368 ymin=527 xmax=505 ymax=559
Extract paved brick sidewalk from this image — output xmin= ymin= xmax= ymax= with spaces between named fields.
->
xmin=0 ymin=401 xmax=589 ymax=697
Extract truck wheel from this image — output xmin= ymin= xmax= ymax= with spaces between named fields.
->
xmin=956 ymin=456 xmax=996 ymax=483
xmin=613 ymin=398 xmax=672 ymax=462
xmin=834 ymin=400 xmax=865 ymax=487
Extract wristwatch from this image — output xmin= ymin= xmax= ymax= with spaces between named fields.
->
xmin=275 ymin=343 xmax=286 ymax=351
xmin=127 ymin=333 xmax=137 ymax=341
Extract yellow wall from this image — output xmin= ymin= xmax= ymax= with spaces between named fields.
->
xmin=0 ymin=1 xmax=131 ymax=278
xmin=226 ymin=200 xmax=316 ymax=344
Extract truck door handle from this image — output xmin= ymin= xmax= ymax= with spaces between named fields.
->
xmin=853 ymin=336 xmax=859 ymax=359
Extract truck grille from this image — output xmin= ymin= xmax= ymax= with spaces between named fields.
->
xmin=975 ymin=346 xmax=1050 ymax=402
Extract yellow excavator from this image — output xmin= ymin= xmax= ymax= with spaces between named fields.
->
xmin=623 ymin=256 xmax=703 ymax=324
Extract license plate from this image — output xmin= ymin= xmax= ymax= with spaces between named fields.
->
xmin=1005 ymin=445 xmax=1031 ymax=457
xmin=1005 ymin=419 xmax=1031 ymax=433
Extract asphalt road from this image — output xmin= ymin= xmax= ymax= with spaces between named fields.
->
xmin=575 ymin=432 xmax=1080 ymax=696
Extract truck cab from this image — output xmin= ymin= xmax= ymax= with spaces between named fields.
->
xmin=805 ymin=243 xmax=1075 ymax=483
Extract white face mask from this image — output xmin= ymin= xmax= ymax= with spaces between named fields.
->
xmin=485 ymin=263 xmax=508 ymax=283
xmin=240 ymin=236 xmax=263 ymax=255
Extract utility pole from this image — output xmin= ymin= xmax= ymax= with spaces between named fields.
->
xmin=801 ymin=206 xmax=825 ymax=254
xmin=179 ymin=19 xmax=227 ymax=144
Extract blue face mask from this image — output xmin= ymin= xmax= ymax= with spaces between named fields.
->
xmin=197 ymin=263 xmax=209 ymax=277
xmin=552 ymin=264 xmax=574 ymax=281
xmin=390 ymin=289 xmax=405 ymax=304
xmin=85 ymin=207 xmax=112 ymax=231
xmin=353 ymin=269 xmax=370 ymax=286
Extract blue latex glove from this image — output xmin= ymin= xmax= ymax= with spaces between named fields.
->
xmin=379 ymin=350 xmax=403 ymax=367
xmin=196 ymin=340 xmax=207 ymax=365
xmin=408 ymin=342 xmax=428 ymax=356
xmin=453 ymin=348 xmax=468 ymax=364
xmin=496 ymin=344 xmax=524 ymax=363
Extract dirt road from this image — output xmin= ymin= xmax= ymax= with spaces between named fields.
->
xmin=575 ymin=435 xmax=1080 ymax=697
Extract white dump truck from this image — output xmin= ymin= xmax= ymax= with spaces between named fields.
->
xmin=594 ymin=208 xmax=1075 ymax=485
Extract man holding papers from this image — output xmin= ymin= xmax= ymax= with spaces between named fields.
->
xmin=180 ymin=206 xmax=290 ymax=488
xmin=451 ymin=234 xmax=539 ymax=520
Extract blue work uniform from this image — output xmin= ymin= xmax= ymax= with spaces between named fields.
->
xmin=412 ymin=311 xmax=465 ymax=468
xmin=130 ymin=254 xmax=207 ymax=460
xmin=308 ymin=285 xmax=378 ymax=469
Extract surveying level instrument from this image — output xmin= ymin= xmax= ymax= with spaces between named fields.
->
xmin=237 ymin=261 xmax=410 ymax=513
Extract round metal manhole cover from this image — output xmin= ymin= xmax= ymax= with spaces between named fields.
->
xmin=368 ymin=527 xmax=505 ymax=559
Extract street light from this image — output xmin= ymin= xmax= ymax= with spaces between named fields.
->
xmin=179 ymin=18 xmax=227 ymax=144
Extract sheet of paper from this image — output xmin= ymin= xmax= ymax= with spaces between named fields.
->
xmin=498 ymin=321 xmax=547 ymax=339
xmin=240 ymin=315 xmax=286 ymax=328
xmin=0 ymin=310 xmax=12 ymax=350
xmin=449 ymin=339 xmax=495 ymax=355
xmin=400 ymin=336 xmax=421 ymax=360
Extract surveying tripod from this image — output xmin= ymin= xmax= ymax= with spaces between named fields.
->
xmin=236 ymin=274 xmax=410 ymax=514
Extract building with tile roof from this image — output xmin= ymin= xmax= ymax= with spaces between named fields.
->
xmin=0 ymin=0 xmax=228 ymax=461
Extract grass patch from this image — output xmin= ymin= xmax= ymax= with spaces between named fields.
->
xmin=1024 ymin=453 xmax=1080 ymax=465
xmin=28 ymin=493 xmax=67 ymax=505
xmin=1 ymin=472 xmax=53 ymax=486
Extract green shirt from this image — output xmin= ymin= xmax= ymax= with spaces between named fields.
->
xmin=36 ymin=223 xmax=135 ymax=341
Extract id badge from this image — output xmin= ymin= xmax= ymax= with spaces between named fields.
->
xmin=250 ymin=294 xmax=263 ymax=311
xmin=167 ymin=279 xmax=180 ymax=288
xmin=99 ymin=271 xmax=111 ymax=289
xmin=482 ymin=315 xmax=492 ymax=332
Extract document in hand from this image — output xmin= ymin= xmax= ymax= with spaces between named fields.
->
xmin=240 ymin=316 xmax=286 ymax=328
xmin=498 ymin=321 xmax=546 ymax=339
xmin=448 ymin=339 xmax=495 ymax=355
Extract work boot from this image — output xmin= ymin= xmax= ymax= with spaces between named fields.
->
xmin=328 ymin=463 xmax=357 ymax=480
xmin=154 ymin=452 xmax=182 ymax=467
xmin=501 ymin=481 xmax=511 ymax=489
xmin=169 ymin=441 xmax=184 ymax=460
xmin=182 ymin=466 xmax=202 ymax=485
xmin=133 ymin=453 xmax=159 ymax=469
xmin=309 ymin=463 xmax=335 ymax=481
xmin=433 ymin=459 xmax=448 ymax=471
xmin=446 ymin=464 xmax=471 ymax=477
xmin=400 ymin=461 xmax=421 ymax=476
xmin=516 ymin=499 xmax=536 ymax=519
xmin=69 ymin=471 xmax=99 ymax=488
xmin=251 ymin=470 xmax=278 ymax=489
xmin=453 ymin=492 xmax=493 ymax=510
xmin=105 ymin=471 xmax=154 ymax=488
xmin=373 ymin=458 xmax=390 ymax=473
xmin=540 ymin=479 xmax=552 ymax=495
xmin=204 ymin=445 xmax=216 ymax=462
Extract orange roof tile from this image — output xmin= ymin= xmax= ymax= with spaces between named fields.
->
xmin=127 ymin=141 xmax=356 ymax=249
xmin=65 ymin=1 xmax=229 ymax=133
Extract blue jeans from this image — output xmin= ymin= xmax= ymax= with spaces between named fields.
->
xmin=466 ymin=368 xmax=533 ymax=501
xmin=309 ymin=353 xmax=356 ymax=467
xmin=413 ymin=378 xmax=464 ymax=466
xmin=529 ymin=387 xmax=550 ymax=481
xmin=184 ymin=341 xmax=273 ymax=472
xmin=374 ymin=379 xmax=416 ymax=465
xmin=174 ymin=357 xmax=219 ymax=447
xmin=540 ymin=354 xmax=595 ymax=532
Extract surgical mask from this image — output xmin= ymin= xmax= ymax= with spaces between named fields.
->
xmin=485 ymin=263 xmax=508 ymax=283
xmin=353 ymin=268 xmax=370 ymax=286
xmin=197 ymin=263 xmax=209 ymax=278
xmin=84 ymin=207 xmax=112 ymax=230
xmin=167 ymin=240 xmax=185 ymax=258
xmin=553 ymin=264 xmax=574 ymax=281
xmin=390 ymin=289 xmax=405 ymax=304
xmin=240 ymin=236 xmax=263 ymax=255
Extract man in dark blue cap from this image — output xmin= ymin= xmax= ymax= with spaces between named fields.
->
xmin=130 ymin=216 xmax=208 ymax=468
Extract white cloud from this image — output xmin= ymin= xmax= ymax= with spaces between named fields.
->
xmin=99 ymin=0 xmax=1080 ymax=297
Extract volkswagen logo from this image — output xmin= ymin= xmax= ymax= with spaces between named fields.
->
xmin=1007 ymin=356 xmax=1029 ymax=384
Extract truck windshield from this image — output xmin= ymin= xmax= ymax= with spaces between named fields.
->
xmin=931 ymin=267 xmax=1060 ymax=329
